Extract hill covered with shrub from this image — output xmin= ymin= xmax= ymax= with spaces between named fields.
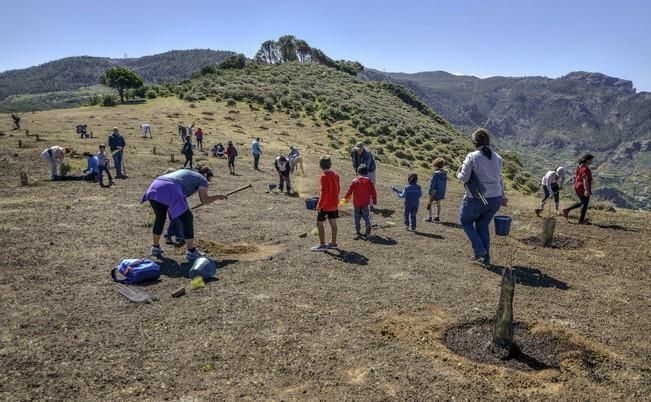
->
xmin=171 ymin=61 xmax=537 ymax=192
xmin=0 ymin=49 xmax=234 ymax=101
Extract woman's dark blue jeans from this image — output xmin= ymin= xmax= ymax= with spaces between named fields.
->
xmin=459 ymin=195 xmax=502 ymax=262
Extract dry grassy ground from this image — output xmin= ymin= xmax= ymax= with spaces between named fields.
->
xmin=1 ymin=99 xmax=650 ymax=401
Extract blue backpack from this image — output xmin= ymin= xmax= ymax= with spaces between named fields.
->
xmin=111 ymin=259 xmax=160 ymax=284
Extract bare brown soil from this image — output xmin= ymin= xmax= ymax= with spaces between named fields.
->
xmin=1 ymin=100 xmax=650 ymax=401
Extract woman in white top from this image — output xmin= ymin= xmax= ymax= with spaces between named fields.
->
xmin=41 ymin=146 xmax=71 ymax=180
xmin=536 ymin=167 xmax=565 ymax=214
xmin=456 ymin=128 xmax=507 ymax=266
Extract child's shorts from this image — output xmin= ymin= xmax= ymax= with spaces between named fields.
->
xmin=317 ymin=210 xmax=339 ymax=222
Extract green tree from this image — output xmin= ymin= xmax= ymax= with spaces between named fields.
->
xmin=100 ymin=67 xmax=144 ymax=103
xmin=219 ymin=54 xmax=248 ymax=69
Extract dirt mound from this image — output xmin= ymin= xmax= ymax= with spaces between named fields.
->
xmin=519 ymin=235 xmax=583 ymax=249
xmin=444 ymin=319 xmax=607 ymax=373
xmin=195 ymin=240 xmax=282 ymax=261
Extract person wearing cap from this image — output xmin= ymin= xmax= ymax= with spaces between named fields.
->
xmin=251 ymin=137 xmax=262 ymax=170
xmin=536 ymin=166 xmax=566 ymax=215
xmin=41 ymin=145 xmax=72 ymax=180
xmin=107 ymin=127 xmax=126 ymax=178
xmin=456 ymin=128 xmax=507 ymax=266
xmin=226 ymin=140 xmax=238 ymax=174
xmin=351 ymin=142 xmax=377 ymax=185
xmin=141 ymin=166 xmax=228 ymax=261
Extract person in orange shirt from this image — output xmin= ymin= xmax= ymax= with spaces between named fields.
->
xmin=311 ymin=156 xmax=340 ymax=252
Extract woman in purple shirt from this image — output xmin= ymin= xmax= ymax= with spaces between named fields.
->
xmin=141 ymin=167 xmax=227 ymax=261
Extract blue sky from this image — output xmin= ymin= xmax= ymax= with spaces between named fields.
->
xmin=3 ymin=0 xmax=651 ymax=90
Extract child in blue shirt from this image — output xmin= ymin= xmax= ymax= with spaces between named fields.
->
xmin=425 ymin=158 xmax=448 ymax=222
xmin=392 ymin=173 xmax=423 ymax=231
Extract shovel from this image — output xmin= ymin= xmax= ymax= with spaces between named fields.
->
xmin=535 ymin=191 xmax=559 ymax=216
xmin=192 ymin=183 xmax=253 ymax=210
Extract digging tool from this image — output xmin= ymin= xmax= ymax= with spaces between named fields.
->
xmin=535 ymin=191 xmax=559 ymax=216
xmin=191 ymin=183 xmax=253 ymax=209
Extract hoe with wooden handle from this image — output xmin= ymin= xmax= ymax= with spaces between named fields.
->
xmin=191 ymin=183 xmax=253 ymax=210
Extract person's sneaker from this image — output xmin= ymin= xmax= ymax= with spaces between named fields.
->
xmin=411 ymin=227 xmax=417 ymax=232
xmin=175 ymin=239 xmax=186 ymax=246
xmin=433 ymin=217 xmax=440 ymax=223
xmin=561 ymin=208 xmax=569 ymax=219
xmin=310 ymin=244 xmax=328 ymax=252
xmin=471 ymin=255 xmax=491 ymax=266
xmin=355 ymin=231 xmax=362 ymax=237
xmin=405 ymin=226 xmax=411 ymax=231
xmin=578 ymin=220 xmax=592 ymax=225
xmin=151 ymin=246 xmax=165 ymax=258
xmin=364 ymin=228 xmax=371 ymax=236
xmin=423 ymin=217 xmax=433 ymax=222
xmin=164 ymin=236 xmax=175 ymax=245
xmin=554 ymin=210 xmax=561 ymax=216
xmin=185 ymin=248 xmax=205 ymax=261
xmin=326 ymin=242 xmax=338 ymax=249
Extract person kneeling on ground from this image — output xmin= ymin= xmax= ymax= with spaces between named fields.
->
xmin=274 ymin=155 xmax=292 ymax=195
xmin=212 ymin=143 xmax=225 ymax=158
xmin=41 ymin=145 xmax=71 ymax=180
xmin=141 ymin=166 xmax=227 ymax=261
xmin=343 ymin=164 xmax=377 ymax=237
xmin=392 ymin=173 xmax=423 ymax=231
xmin=311 ymin=156 xmax=341 ymax=252
xmin=83 ymin=152 xmax=99 ymax=182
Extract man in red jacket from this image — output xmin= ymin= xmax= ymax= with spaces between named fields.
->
xmin=343 ymin=164 xmax=377 ymax=237
xmin=311 ymin=156 xmax=340 ymax=252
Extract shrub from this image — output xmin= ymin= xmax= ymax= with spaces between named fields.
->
xmin=145 ymin=89 xmax=158 ymax=99
xmin=225 ymin=98 xmax=237 ymax=107
xmin=102 ymin=94 xmax=118 ymax=106
xmin=89 ymin=94 xmax=103 ymax=106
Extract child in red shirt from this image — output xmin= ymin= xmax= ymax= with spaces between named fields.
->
xmin=311 ymin=156 xmax=340 ymax=252
xmin=343 ymin=164 xmax=377 ymax=237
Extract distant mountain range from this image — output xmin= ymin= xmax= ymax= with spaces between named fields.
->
xmin=0 ymin=49 xmax=234 ymax=101
xmin=360 ymin=69 xmax=651 ymax=209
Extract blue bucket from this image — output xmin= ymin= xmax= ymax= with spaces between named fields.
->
xmin=494 ymin=215 xmax=512 ymax=236
xmin=305 ymin=197 xmax=319 ymax=210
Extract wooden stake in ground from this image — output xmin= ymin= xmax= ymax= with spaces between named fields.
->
xmin=20 ymin=172 xmax=28 ymax=186
xmin=152 ymin=146 xmax=156 ymax=155
xmin=34 ymin=134 xmax=39 ymax=141
xmin=17 ymin=140 xmax=22 ymax=148
xmin=170 ymin=153 xmax=175 ymax=162
xmin=542 ymin=217 xmax=556 ymax=247
xmin=493 ymin=266 xmax=515 ymax=357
